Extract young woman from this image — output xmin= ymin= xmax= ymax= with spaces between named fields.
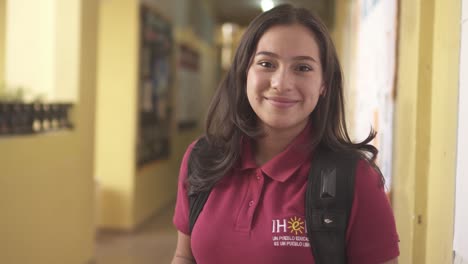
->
xmin=172 ymin=4 xmax=399 ymax=264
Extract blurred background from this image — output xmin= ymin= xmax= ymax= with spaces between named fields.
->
xmin=0 ymin=0 xmax=466 ymax=263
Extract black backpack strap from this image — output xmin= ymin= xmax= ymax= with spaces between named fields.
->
xmin=305 ymin=149 xmax=358 ymax=264
xmin=187 ymin=137 xmax=211 ymax=234
xmin=189 ymin=190 xmax=210 ymax=233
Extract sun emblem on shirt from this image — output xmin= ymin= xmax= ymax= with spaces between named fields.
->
xmin=288 ymin=216 xmax=305 ymax=235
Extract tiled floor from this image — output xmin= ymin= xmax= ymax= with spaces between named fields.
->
xmin=95 ymin=204 xmax=177 ymax=264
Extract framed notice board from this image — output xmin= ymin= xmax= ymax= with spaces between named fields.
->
xmin=137 ymin=5 xmax=173 ymax=166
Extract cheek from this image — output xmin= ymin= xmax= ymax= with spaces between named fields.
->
xmin=247 ymin=68 xmax=270 ymax=87
xmin=246 ymin=71 xmax=262 ymax=100
xmin=301 ymin=82 xmax=323 ymax=107
xmin=246 ymin=78 xmax=256 ymax=106
xmin=246 ymin=89 xmax=261 ymax=111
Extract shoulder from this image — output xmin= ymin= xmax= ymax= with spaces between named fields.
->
xmin=354 ymin=158 xmax=385 ymax=192
xmin=183 ymin=136 xmax=207 ymax=159
xmin=179 ymin=137 xmax=205 ymax=180
xmin=181 ymin=140 xmax=197 ymax=166
xmin=346 ymin=159 xmax=400 ymax=263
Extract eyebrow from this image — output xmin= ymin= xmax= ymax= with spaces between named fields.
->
xmin=255 ymin=51 xmax=318 ymax=63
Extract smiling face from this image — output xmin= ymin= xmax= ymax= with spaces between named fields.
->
xmin=246 ymin=23 xmax=324 ymax=135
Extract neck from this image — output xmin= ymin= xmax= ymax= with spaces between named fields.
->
xmin=254 ymin=123 xmax=307 ymax=166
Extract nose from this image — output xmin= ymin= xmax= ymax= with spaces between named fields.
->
xmin=271 ymin=68 xmax=293 ymax=92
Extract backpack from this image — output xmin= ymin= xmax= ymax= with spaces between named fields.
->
xmin=187 ymin=137 xmax=358 ymax=264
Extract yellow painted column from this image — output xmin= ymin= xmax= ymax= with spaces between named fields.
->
xmin=424 ymin=0 xmax=460 ymax=262
xmin=392 ymin=0 xmax=421 ymax=260
xmin=95 ymin=0 xmax=139 ymax=229
xmin=412 ymin=1 xmax=435 ymax=262
xmin=393 ymin=0 xmax=461 ymax=263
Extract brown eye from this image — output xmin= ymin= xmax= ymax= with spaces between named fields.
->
xmin=258 ymin=61 xmax=274 ymax=68
xmin=297 ymin=65 xmax=312 ymax=72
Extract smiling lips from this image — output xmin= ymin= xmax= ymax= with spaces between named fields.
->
xmin=265 ymin=96 xmax=299 ymax=108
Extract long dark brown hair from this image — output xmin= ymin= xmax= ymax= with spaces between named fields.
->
xmin=188 ymin=4 xmax=381 ymax=195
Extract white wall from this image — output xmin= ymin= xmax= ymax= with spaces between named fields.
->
xmin=55 ymin=0 xmax=80 ymax=102
xmin=5 ymin=0 xmax=79 ymax=102
xmin=5 ymin=0 xmax=56 ymax=101
xmin=454 ymin=0 xmax=468 ymax=263
xmin=352 ymin=0 xmax=397 ymax=189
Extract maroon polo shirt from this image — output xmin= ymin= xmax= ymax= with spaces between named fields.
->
xmin=173 ymin=127 xmax=399 ymax=264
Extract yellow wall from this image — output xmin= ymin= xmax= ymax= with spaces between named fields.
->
xmin=393 ymin=0 xmax=460 ymax=263
xmin=332 ymin=0 xmax=461 ymax=262
xmin=0 ymin=0 xmax=98 ymax=263
xmin=96 ymin=0 xmax=217 ymax=229
xmin=425 ymin=0 xmax=460 ymax=262
xmin=134 ymin=130 xmax=201 ymax=226
xmin=133 ymin=10 xmax=216 ymax=227
xmin=94 ymin=0 xmax=139 ymax=229
xmin=392 ymin=0 xmax=420 ymax=261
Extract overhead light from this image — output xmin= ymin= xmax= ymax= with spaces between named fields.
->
xmin=261 ymin=0 xmax=275 ymax=12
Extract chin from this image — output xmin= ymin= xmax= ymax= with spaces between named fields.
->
xmin=256 ymin=113 xmax=310 ymax=133
xmin=263 ymin=120 xmax=303 ymax=131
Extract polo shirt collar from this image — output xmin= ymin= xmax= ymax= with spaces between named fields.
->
xmin=238 ymin=123 xmax=313 ymax=182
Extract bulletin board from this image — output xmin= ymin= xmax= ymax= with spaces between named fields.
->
xmin=353 ymin=0 xmax=397 ymax=190
xmin=137 ymin=5 xmax=173 ymax=166
xmin=176 ymin=44 xmax=201 ymax=130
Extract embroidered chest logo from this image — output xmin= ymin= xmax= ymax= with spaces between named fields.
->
xmin=288 ymin=216 xmax=305 ymax=235
xmin=271 ymin=216 xmax=310 ymax=248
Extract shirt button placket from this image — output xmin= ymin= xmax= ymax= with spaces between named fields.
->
xmin=255 ymin=169 xmax=263 ymax=182
xmin=248 ymin=170 xmax=259 ymax=209
xmin=248 ymin=170 xmax=263 ymax=211
xmin=237 ymin=170 xmax=264 ymax=231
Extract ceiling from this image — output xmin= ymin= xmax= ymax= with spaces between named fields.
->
xmin=211 ymin=0 xmax=336 ymax=28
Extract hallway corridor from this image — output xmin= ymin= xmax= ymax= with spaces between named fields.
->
xmin=1 ymin=0 xmax=467 ymax=263
xmin=96 ymin=204 xmax=177 ymax=264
